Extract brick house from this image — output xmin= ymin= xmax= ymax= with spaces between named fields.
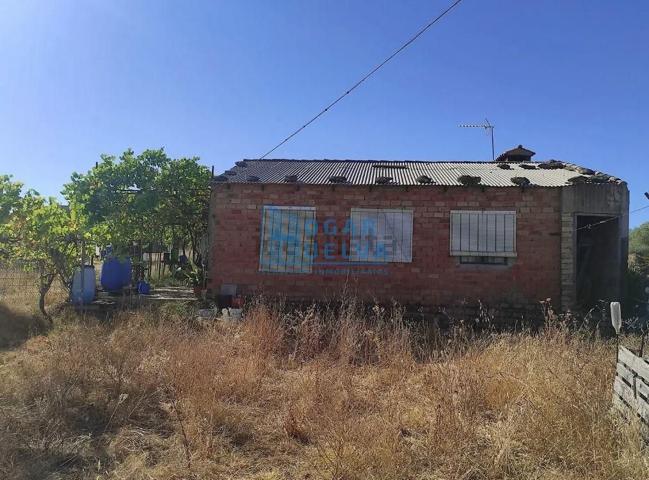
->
xmin=207 ymin=146 xmax=629 ymax=318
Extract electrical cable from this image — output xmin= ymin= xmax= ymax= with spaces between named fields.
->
xmin=576 ymin=204 xmax=649 ymax=231
xmin=257 ymin=0 xmax=465 ymax=160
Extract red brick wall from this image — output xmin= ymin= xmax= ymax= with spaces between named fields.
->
xmin=208 ymin=183 xmax=562 ymax=307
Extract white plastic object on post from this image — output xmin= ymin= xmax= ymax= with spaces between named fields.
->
xmin=610 ymin=302 xmax=622 ymax=335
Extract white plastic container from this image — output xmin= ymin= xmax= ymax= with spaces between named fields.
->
xmin=71 ymin=265 xmax=96 ymax=305
xmin=610 ymin=302 xmax=622 ymax=335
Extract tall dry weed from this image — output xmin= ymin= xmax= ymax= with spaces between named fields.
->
xmin=0 ymin=301 xmax=646 ymax=479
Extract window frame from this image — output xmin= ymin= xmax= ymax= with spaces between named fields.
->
xmin=449 ymin=210 xmax=517 ymax=258
xmin=258 ymin=205 xmax=316 ymax=274
xmin=458 ymin=255 xmax=509 ymax=265
xmin=349 ymin=207 xmax=413 ymax=264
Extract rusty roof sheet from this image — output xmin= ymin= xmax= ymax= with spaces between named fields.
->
xmin=214 ymin=159 xmax=623 ymax=188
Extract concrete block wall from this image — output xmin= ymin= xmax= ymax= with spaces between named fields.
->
xmin=559 ymin=183 xmax=629 ymax=311
xmin=560 ymin=213 xmax=576 ymax=309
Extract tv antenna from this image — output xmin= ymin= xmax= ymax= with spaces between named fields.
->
xmin=459 ymin=118 xmax=495 ymax=161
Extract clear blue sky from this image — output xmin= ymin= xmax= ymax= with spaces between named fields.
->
xmin=1 ymin=1 xmax=647 ymax=226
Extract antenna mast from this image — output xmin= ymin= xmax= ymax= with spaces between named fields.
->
xmin=459 ymin=118 xmax=495 ymax=161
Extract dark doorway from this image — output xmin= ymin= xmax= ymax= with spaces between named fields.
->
xmin=576 ymin=215 xmax=620 ymax=308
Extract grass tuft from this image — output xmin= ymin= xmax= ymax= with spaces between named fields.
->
xmin=0 ymin=300 xmax=647 ymax=479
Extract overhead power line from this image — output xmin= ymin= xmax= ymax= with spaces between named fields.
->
xmin=258 ymin=0 xmax=466 ymax=160
xmin=576 ymin=204 xmax=649 ymax=231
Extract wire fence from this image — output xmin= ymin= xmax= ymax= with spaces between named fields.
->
xmin=0 ymin=262 xmax=67 ymax=310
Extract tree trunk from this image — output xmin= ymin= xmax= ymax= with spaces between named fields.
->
xmin=38 ymin=288 xmax=49 ymax=321
xmin=38 ymin=272 xmax=55 ymax=323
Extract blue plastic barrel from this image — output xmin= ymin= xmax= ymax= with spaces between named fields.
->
xmin=71 ymin=265 xmax=96 ymax=304
xmin=101 ymin=257 xmax=131 ymax=292
xmin=120 ymin=257 xmax=132 ymax=288
xmin=137 ymin=280 xmax=151 ymax=295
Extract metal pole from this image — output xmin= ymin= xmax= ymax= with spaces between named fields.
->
xmin=459 ymin=120 xmax=496 ymax=161
xmin=80 ymin=236 xmax=85 ymax=313
xmin=490 ymin=127 xmax=495 ymax=161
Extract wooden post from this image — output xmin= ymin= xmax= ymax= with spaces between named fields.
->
xmin=148 ymin=242 xmax=153 ymax=281
xmin=79 ymin=235 xmax=85 ymax=315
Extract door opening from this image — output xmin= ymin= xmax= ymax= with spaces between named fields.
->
xmin=576 ymin=215 xmax=620 ymax=308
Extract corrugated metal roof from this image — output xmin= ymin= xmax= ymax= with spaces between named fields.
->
xmin=214 ymin=159 xmax=623 ymax=188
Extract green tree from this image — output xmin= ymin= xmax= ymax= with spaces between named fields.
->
xmin=4 ymin=190 xmax=81 ymax=319
xmin=0 ymin=175 xmax=23 ymax=225
xmin=630 ymin=222 xmax=649 ymax=258
xmin=63 ymin=149 xmax=210 ymax=265
xmin=630 ymin=222 xmax=649 ymax=276
xmin=155 ymin=156 xmax=211 ymax=263
xmin=625 ymin=222 xmax=649 ymax=317
xmin=0 ymin=175 xmax=26 ymax=258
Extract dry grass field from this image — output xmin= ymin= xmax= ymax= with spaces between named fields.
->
xmin=0 ymin=294 xmax=647 ymax=480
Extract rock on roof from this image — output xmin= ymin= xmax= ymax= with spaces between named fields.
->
xmin=213 ymin=159 xmax=623 ymax=188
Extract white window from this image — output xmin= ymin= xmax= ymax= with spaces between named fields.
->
xmin=450 ymin=210 xmax=516 ymax=257
xmin=259 ymin=206 xmax=316 ymax=273
xmin=349 ymin=208 xmax=413 ymax=263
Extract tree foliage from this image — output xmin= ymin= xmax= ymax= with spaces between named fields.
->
xmin=63 ymin=149 xmax=211 ymax=263
xmin=0 ymin=175 xmax=25 ymax=258
xmin=0 ymin=149 xmax=209 ymax=316
xmin=629 ymin=222 xmax=649 ymax=275
xmin=1 ymin=179 xmax=81 ymax=318
xmin=630 ymin=222 xmax=649 ymax=257
xmin=0 ymin=175 xmax=24 ymax=225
